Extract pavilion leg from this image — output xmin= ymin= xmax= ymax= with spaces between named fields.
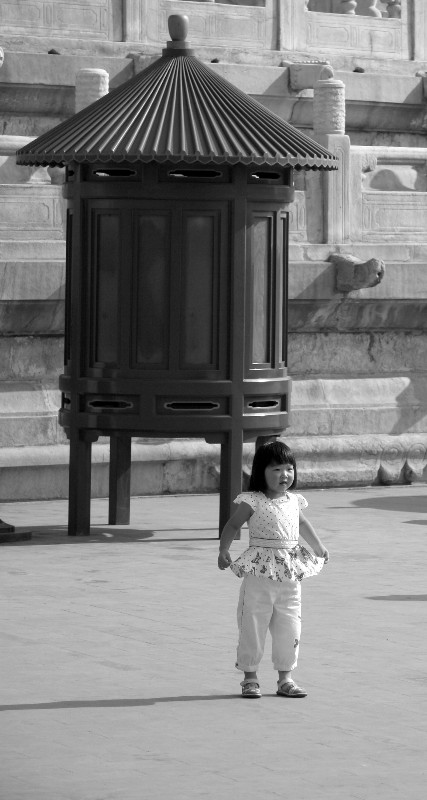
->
xmin=255 ymin=433 xmax=279 ymax=451
xmin=219 ymin=429 xmax=244 ymax=538
xmin=68 ymin=431 xmax=92 ymax=536
xmin=108 ymin=435 xmax=131 ymax=525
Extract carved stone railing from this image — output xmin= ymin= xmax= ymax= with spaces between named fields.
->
xmin=307 ymin=1 xmax=401 ymax=16
xmin=350 ymin=146 xmax=427 ymax=242
xmin=288 ymin=63 xmax=427 ymax=245
xmin=0 ymin=1 xmax=422 ymax=60
xmin=0 ymin=0 xmax=116 ymax=40
xmin=125 ymin=0 xmax=274 ymax=49
xmin=284 ymin=0 xmax=410 ymax=59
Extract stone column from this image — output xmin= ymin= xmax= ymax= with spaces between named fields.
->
xmin=313 ymin=67 xmax=351 ymax=243
xmin=75 ymin=69 xmax=109 ymax=113
xmin=412 ymin=0 xmax=426 ymax=60
xmin=123 ymin=0 xmax=143 ymax=42
xmin=278 ymin=0 xmax=307 ymax=52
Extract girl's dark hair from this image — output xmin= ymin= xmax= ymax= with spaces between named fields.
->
xmin=248 ymin=441 xmax=297 ymax=493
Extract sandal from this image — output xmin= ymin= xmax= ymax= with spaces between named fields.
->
xmin=276 ymin=679 xmax=307 ymax=698
xmin=240 ymin=680 xmax=262 ymax=699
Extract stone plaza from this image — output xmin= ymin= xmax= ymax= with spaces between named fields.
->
xmin=1 ymin=484 xmax=427 ymax=799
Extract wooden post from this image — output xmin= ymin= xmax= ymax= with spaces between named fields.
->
xmin=108 ymin=436 xmax=132 ymax=525
xmin=219 ymin=431 xmax=244 ymax=538
xmin=68 ymin=432 xmax=93 ymax=536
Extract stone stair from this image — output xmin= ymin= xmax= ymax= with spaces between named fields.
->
xmin=285 ymin=242 xmax=427 ymax=485
xmin=0 ymin=157 xmax=67 ymax=500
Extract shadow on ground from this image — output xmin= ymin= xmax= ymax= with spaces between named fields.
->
xmin=0 ymin=695 xmax=238 ymax=711
xmin=367 ymin=594 xmax=427 ymax=601
xmin=338 ymin=494 xmax=427 ymax=513
xmin=3 ymin=526 xmax=218 ymax=546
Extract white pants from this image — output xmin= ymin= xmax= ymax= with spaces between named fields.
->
xmin=236 ymin=574 xmax=301 ymax=672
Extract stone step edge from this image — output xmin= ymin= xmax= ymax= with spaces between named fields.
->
xmin=1 ymin=243 xmax=426 ymax=262
xmin=0 ymin=243 xmax=66 ymax=259
xmin=0 ymin=435 xmax=425 ymax=502
xmin=289 ymin=243 xmax=427 ymax=262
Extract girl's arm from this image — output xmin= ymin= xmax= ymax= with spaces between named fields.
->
xmin=218 ymin=502 xmax=253 ymax=570
xmin=299 ymin=512 xmax=329 ymax=562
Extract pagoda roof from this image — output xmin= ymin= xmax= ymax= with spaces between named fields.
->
xmin=16 ymin=16 xmax=338 ymax=171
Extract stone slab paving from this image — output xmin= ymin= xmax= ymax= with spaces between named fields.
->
xmin=1 ymin=485 xmax=427 ymax=800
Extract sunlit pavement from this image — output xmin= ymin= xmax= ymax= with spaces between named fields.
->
xmin=1 ymin=484 xmax=427 ymax=800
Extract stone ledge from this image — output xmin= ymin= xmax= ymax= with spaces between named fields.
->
xmin=289 ymin=299 xmax=427 ymax=332
xmin=0 ymin=53 xmax=134 ymax=88
xmin=288 ymin=332 xmax=427 ymax=376
xmin=0 ymin=434 xmax=425 ymax=503
xmin=0 ymin=299 xmax=64 ymax=335
xmin=289 ymin=261 xmax=427 ymax=300
xmin=286 ymin=434 xmax=427 ymax=487
xmin=0 ymin=240 xmax=66 ymax=260
xmin=0 ymin=261 xmax=65 ymax=301
xmin=289 ymin=242 xmax=427 ymax=263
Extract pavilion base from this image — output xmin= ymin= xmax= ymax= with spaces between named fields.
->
xmin=65 ymin=430 xmax=272 ymax=537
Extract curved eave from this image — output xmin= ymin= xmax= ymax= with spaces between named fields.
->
xmin=16 ymin=55 xmax=339 ymax=171
xmin=15 ymin=150 xmax=337 ymax=170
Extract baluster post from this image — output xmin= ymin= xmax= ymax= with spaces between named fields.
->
xmin=312 ymin=66 xmax=351 ymax=243
xmin=75 ymin=69 xmax=109 ymax=113
xmin=357 ymin=0 xmax=382 ymax=16
xmin=340 ymin=0 xmax=357 ymax=13
xmin=386 ymin=1 xmax=402 ymax=18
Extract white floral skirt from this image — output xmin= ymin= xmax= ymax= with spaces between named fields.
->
xmin=230 ymin=545 xmax=324 ymax=582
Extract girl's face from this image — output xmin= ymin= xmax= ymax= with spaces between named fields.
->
xmin=264 ymin=461 xmax=294 ymax=497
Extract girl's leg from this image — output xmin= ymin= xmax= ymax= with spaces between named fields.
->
xmin=269 ymin=579 xmax=302 ymax=676
xmin=236 ymin=574 xmax=274 ymax=674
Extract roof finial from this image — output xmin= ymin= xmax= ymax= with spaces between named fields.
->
xmin=164 ymin=15 xmax=193 ymax=55
xmin=169 ymin=15 xmax=189 ymax=43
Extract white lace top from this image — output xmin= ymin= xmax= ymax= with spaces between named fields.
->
xmin=229 ymin=491 xmax=324 ymax=583
xmin=236 ymin=491 xmax=306 ymax=547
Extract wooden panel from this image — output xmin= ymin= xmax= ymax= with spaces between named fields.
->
xmin=281 ymin=213 xmax=289 ymax=365
xmin=180 ymin=212 xmax=219 ymax=369
xmin=64 ymin=210 xmax=72 ymax=366
xmin=250 ymin=213 xmax=273 ymax=366
xmin=92 ymin=210 xmax=120 ymax=365
xmin=133 ymin=212 xmax=171 ymax=367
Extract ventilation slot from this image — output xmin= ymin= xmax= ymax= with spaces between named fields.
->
xmin=168 ymin=169 xmax=222 ymax=179
xmin=250 ymin=171 xmax=281 ymax=182
xmin=247 ymin=400 xmax=280 ymax=409
xmin=93 ymin=168 xmax=137 ymax=178
xmin=164 ymin=401 xmax=220 ymax=411
xmin=87 ymin=400 xmax=134 ymax=410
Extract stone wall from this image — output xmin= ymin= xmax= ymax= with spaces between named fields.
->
xmin=0 ymin=0 xmax=427 ymax=500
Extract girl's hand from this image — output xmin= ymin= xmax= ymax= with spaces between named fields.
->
xmin=218 ymin=550 xmax=232 ymax=570
xmin=317 ymin=547 xmax=329 ymax=563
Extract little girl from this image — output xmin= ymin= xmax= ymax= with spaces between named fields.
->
xmin=218 ymin=441 xmax=329 ymax=699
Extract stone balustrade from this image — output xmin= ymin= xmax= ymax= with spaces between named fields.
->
xmin=307 ymin=1 xmax=401 ymax=16
xmin=0 ymin=2 xmax=420 ymax=59
xmin=350 ymin=145 xmax=427 ymax=243
xmin=291 ymin=143 xmax=427 ymax=245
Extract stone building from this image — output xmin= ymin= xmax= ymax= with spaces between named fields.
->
xmin=0 ymin=0 xmax=426 ymax=501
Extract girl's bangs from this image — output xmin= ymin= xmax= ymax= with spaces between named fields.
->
xmin=266 ymin=442 xmax=296 ymax=467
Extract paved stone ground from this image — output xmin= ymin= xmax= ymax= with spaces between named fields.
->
xmin=1 ymin=484 xmax=427 ymax=800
